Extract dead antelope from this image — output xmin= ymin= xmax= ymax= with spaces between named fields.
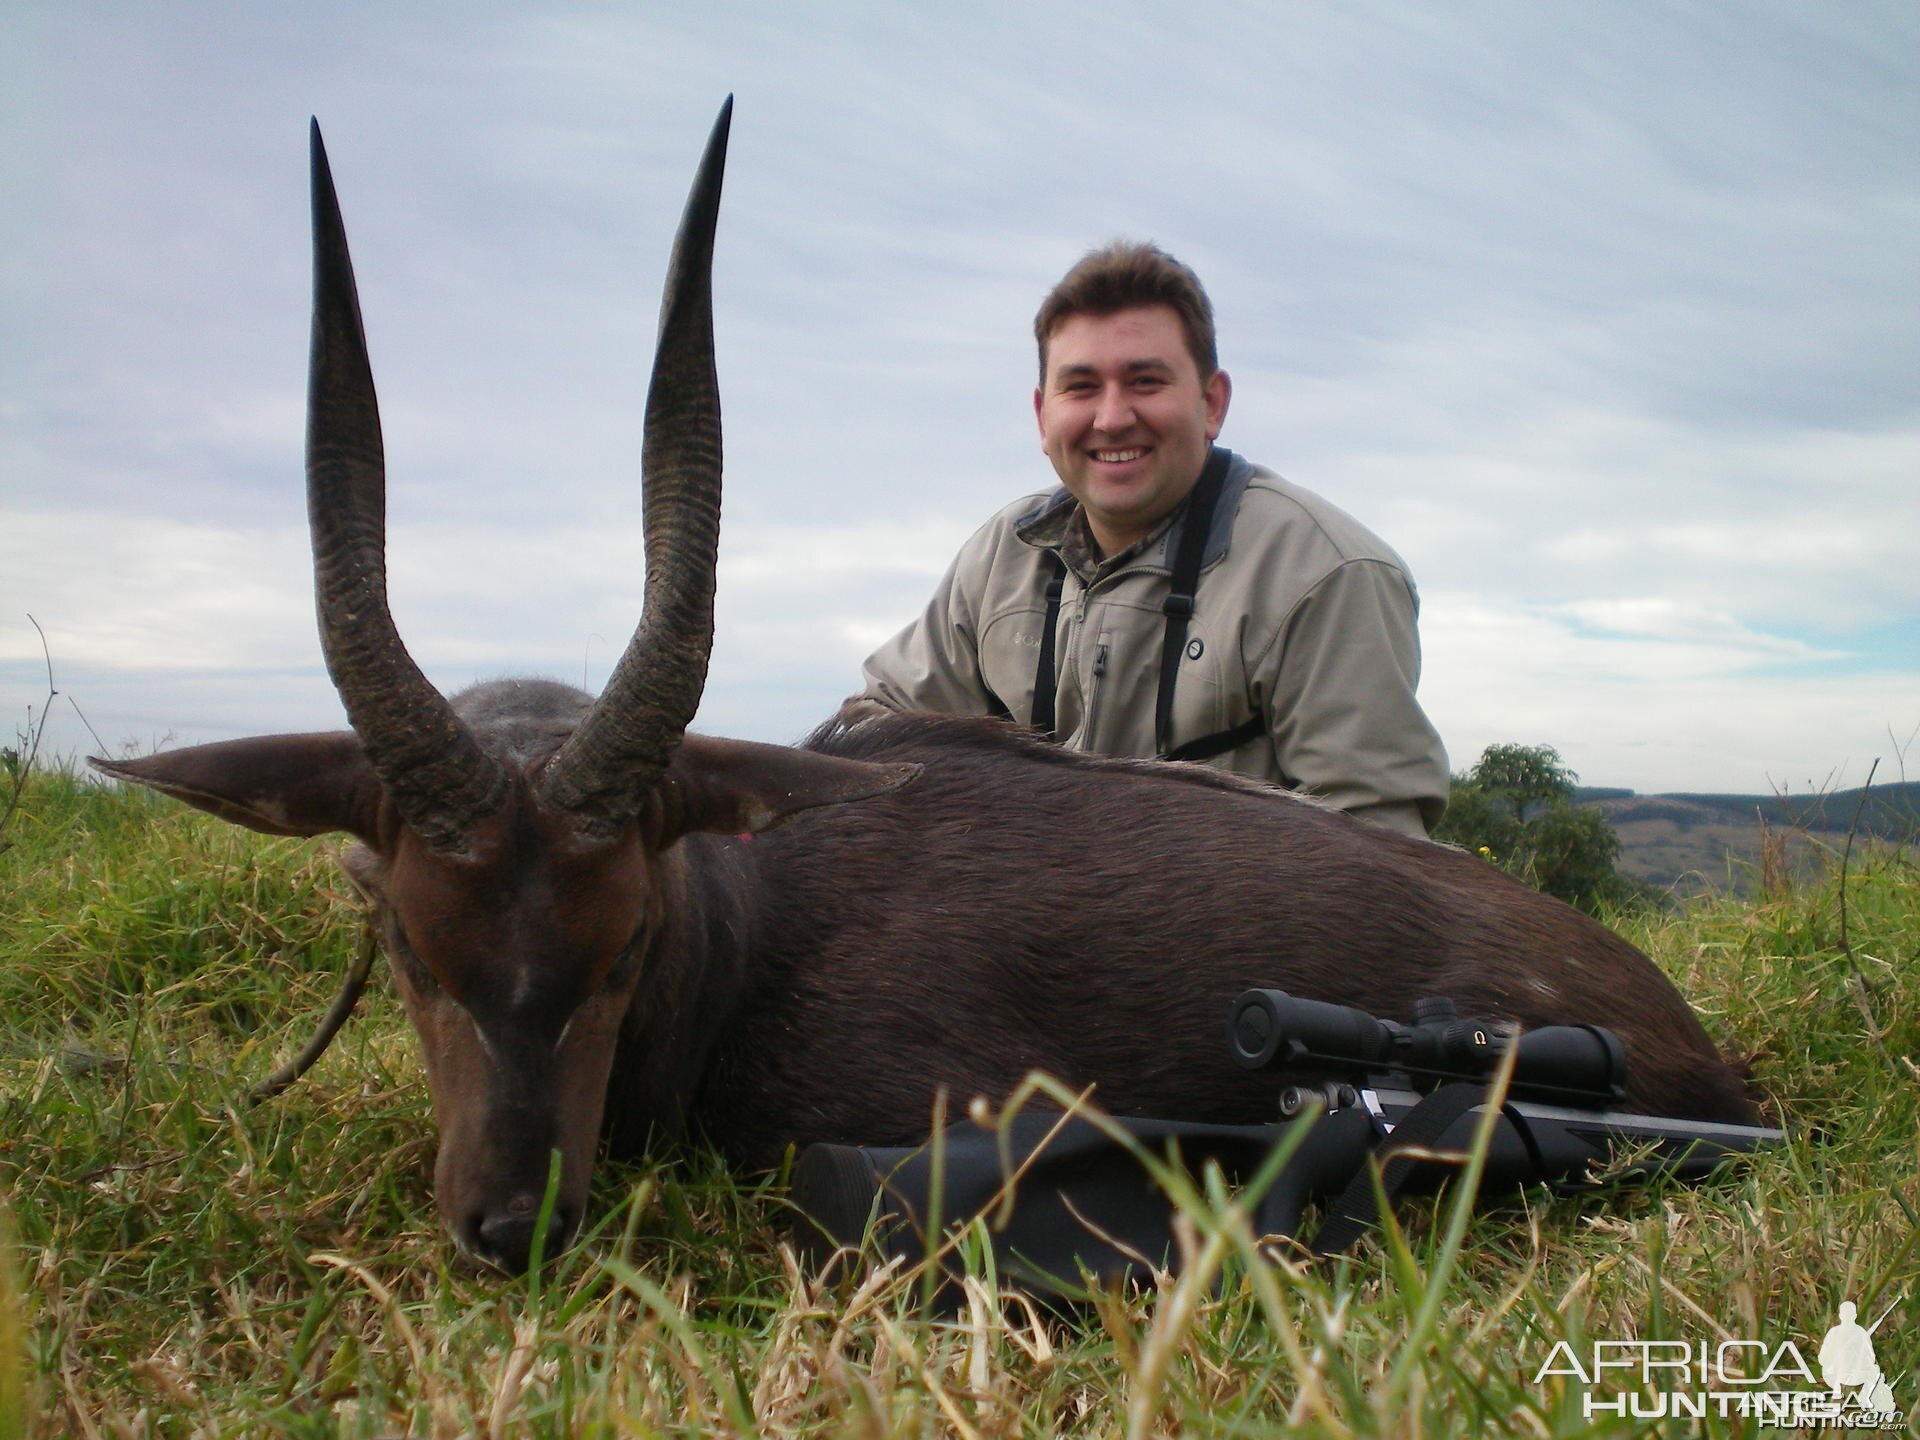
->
xmin=94 ymin=102 xmax=1759 ymax=1273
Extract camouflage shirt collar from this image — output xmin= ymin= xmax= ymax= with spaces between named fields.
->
xmin=1014 ymin=462 xmax=1231 ymax=585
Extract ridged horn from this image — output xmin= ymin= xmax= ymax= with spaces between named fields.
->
xmin=537 ymin=97 xmax=732 ymax=836
xmin=306 ymin=119 xmax=508 ymax=852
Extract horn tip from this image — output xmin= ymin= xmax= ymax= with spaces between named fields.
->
xmin=310 ymin=120 xmax=334 ymax=195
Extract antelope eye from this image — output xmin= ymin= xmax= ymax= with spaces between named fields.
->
xmin=602 ymin=924 xmax=646 ymax=991
xmin=387 ymin=923 xmax=441 ymax=994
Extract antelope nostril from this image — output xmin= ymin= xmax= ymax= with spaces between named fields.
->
xmin=475 ymin=1210 xmax=536 ymax=1272
xmin=473 ymin=1202 xmax=576 ymax=1273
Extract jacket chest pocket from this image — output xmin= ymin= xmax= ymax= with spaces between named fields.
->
xmin=978 ymin=608 xmax=1051 ymax=725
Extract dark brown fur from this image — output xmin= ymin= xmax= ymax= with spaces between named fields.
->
xmin=99 ymin=685 xmax=1760 ymax=1271
xmin=613 ymin=707 xmax=1758 ymax=1170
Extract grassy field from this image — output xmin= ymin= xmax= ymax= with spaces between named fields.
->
xmin=1 ymin=765 xmax=1915 ymax=1437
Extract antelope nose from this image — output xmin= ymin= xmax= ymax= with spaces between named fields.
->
xmin=471 ymin=1198 xmax=574 ymax=1272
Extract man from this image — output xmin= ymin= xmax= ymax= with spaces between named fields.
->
xmin=859 ymin=242 xmax=1448 ymax=838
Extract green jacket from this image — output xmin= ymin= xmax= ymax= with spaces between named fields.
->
xmin=860 ymin=452 xmax=1449 ymax=837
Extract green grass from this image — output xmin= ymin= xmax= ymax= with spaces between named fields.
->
xmin=2 ymin=766 xmax=1915 ymax=1437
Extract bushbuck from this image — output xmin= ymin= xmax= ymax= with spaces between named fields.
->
xmin=94 ymin=101 xmax=1759 ymax=1273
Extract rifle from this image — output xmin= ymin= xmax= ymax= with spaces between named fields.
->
xmin=789 ymin=990 xmax=1782 ymax=1300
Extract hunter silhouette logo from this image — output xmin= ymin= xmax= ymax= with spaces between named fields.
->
xmin=1819 ymin=1300 xmax=1898 ymax=1417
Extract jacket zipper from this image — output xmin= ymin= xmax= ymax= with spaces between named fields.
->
xmin=1059 ymin=583 xmax=1091 ymax=743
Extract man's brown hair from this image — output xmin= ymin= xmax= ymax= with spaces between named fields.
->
xmin=1033 ymin=242 xmax=1218 ymax=382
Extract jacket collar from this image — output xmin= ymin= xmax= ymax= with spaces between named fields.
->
xmin=1013 ymin=447 xmax=1252 ymax=574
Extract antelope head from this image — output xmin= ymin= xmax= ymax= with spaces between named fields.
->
xmin=93 ymin=101 xmax=916 ymax=1271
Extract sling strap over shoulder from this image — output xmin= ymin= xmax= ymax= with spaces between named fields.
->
xmin=1028 ymin=560 xmax=1067 ymax=738
xmin=1028 ymin=447 xmax=1265 ymax=764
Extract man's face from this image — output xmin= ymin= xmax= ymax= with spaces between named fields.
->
xmin=1034 ymin=304 xmax=1231 ymax=557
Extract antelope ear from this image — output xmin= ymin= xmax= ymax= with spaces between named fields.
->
xmin=91 ymin=733 xmax=384 ymax=843
xmin=647 ymin=734 xmax=920 ymax=843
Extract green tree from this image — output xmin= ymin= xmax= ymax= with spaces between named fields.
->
xmin=1469 ymin=742 xmax=1578 ymax=821
xmin=1434 ymin=743 xmax=1636 ymax=914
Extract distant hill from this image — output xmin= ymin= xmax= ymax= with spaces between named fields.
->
xmin=1570 ymin=781 xmax=1920 ymax=895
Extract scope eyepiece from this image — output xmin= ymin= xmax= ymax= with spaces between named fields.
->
xmin=1229 ymin=989 xmax=1393 ymax=1071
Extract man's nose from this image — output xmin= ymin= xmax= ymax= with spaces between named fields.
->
xmin=1092 ymin=385 xmax=1136 ymax=434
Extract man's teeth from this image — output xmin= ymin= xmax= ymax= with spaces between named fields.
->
xmin=1093 ymin=448 xmax=1147 ymax=463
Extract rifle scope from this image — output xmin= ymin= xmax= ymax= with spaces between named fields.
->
xmin=1228 ymin=989 xmax=1626 ymax=1104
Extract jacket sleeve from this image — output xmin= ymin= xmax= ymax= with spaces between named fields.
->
xmin=1259 ymin=559 xmax=1450 ymax=838
xmin=857 ymin=525 xmax=1003 ymax=718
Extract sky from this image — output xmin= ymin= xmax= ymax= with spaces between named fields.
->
xmin=5 ymin=2 xmax=1916 ymax=798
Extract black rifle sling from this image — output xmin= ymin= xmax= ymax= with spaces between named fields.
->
xmin=1307 ymin=1083 xmax=1502 ymax=1256
xmin=1028 ymin=557 xmax=1068 ymax=737
xmin=1154 ymin=446 xmax=1231 ymax=757
xmin=1028 ymin=447 xmax=1261 ymax=760
xmin=1162 ymin=713 xmax=1269 ymax=764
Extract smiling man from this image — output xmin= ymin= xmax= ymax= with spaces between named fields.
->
xmin=859 ymin=243 xmax=1449 ymax=837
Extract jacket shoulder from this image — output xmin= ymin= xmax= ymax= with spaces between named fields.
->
xmin=1233 ymin=465 xmax=1415 ymax=577
xmin=953 ymin=487 xmax=1065 ymax=565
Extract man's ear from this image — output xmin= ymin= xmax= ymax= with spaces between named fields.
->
xmin=91 ymin=733 xmax=385 ymax=844
xmin=646 ymin=734 xmax=920 ymax=845
xmin=1203 ymin=367 xmax=1232 ymax=440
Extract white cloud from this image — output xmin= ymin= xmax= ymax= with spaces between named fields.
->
xmin=1420 ymin=595 xmax=1917 ymax=793
xmin=1545 ymin=599 xmax=1837 ymax=661
xmin=1 ymin=511 xmax=314 ymax=670
xmin=5 ymin=1 xmax=1917 ymax=798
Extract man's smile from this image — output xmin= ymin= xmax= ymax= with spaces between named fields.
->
xmin=1091 ymin=446 xmax=1150 ymax=464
